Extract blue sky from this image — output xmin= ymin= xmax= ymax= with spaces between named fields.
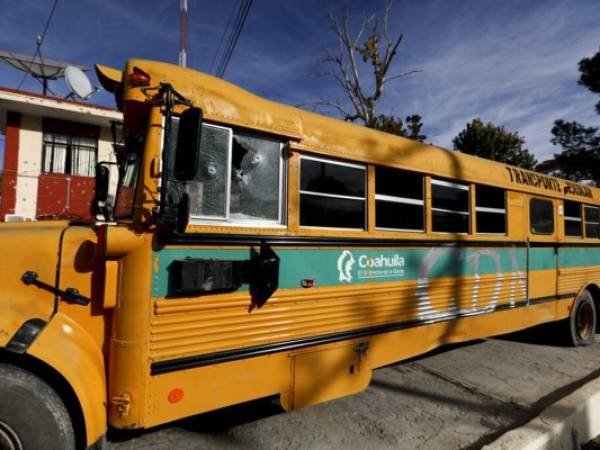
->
xmin=1 ymin=0 xmax=599 ymax=166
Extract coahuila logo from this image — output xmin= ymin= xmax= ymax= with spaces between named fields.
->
xmin=337 ymin=250 xmax=355 ymax=282
xmin=337 ymin=251 xmax=405 ymax=282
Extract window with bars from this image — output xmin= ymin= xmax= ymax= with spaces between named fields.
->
xmin=42 ymin=132 xmax=98 ymax=177
xmin=299 ymin=156 xmax=366 ymax=229
xmin=431 ymin=178 xmax=470 ymax=233
xmin=375 ymin=167 xmax=424 ymax=231
xmin=475 ymin=184 xmax=506 ymax=234
xmin=564 ymin=201 xmax=583 ymax=237
xmin=585 ymin=205 xmax=600 ymax=238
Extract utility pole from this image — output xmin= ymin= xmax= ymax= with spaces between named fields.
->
xmin=179 ymin=0 xmax=188 ymax=67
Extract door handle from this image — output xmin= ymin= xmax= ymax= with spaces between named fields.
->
xmin=21 ymin=271 xmax=90 ymax=306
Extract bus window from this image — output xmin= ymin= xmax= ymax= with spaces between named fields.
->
xmin=530 ymin=198 xmax=554 ymax=235
xmin=475 ymin=185 xmax=506 ymax=234
xmin=564 ymin=201 xmax=583 ymax=237
xmin=375 ymin=167 xmax=424 ymax=232
xmin=188 ymin=124 xmax=285 ymax=225
xmin=299 ymin=156 xmax=366 ymax=229
xmin=585 ymin=205 xmax=600 ymax=238
xmin=431 ymin=179 xmax=470 ymax=233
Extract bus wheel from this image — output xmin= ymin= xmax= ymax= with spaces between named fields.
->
xmin=569 ymin=290 xmax=597 ymax=347
xmin=0 ymin=364 xmax=75 ymax=450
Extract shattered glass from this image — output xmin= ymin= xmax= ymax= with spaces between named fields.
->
xmin=229 ymin=133 xmax=280 ymax=222
xmin=188 ymin=125 xmax=229 ymax=218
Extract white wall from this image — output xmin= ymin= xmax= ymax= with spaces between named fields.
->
xmin=14 ymin=114 xmax=42 ymax=219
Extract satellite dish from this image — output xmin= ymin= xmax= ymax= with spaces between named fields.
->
xmin=0 ymin=50 xmax=89 ymax=95
xmin=64 ymin=65 xmax=95 ymax=99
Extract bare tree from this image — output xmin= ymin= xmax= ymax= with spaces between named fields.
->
xmin=309 ymin=1 xmax=418 ymax=128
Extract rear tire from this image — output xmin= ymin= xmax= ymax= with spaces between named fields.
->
xmin=569 ymin=290 xmax=597 ymax=347
xmin=0 ymin=364 xmax=75 ymax=450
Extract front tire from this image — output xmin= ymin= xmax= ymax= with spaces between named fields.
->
xmin=569 ymin=290 xmax=597 ymax=347
xmin=0 ymin=364 xmax=75 ymax=450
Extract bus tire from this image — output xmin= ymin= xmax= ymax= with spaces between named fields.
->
xmin=0 ymin=363 xmax=75 ymax=450
xmin=569 ymin=290 xmax=597 ymax=347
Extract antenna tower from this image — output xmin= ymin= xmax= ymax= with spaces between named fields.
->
xmin=179 ymin=0 xmax=188 ymax=67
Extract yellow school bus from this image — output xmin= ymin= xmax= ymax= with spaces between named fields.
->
xmin=1 ymin=59 xmax=599 ymax=449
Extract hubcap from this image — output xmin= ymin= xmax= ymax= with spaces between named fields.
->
xmin=0 ymin=421 xmax=23 ymax=450
xmin=576 ymin=301 xmax=594 ymax=341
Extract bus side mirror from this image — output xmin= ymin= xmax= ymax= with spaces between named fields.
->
xmin=174 ymin=107 xmax=202 ymax=181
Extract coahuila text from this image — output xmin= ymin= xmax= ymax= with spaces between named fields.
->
xmin=358 ymin=254 xmax=405 ymax=268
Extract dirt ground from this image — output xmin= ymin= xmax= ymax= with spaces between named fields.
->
xmin=109 ymin=324 xmax=600 ymax=450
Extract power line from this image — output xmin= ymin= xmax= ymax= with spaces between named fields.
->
xmin=218 ymin=0 xmax=252 ymax=78
xmin=40 ymin=0 xmax=59 ymax=41
xmin=215 ymin=0 xmax=252 ymax=78
xmin=215 ymin=0 xmax=247 ymax=77
xmin=209 ymin=3 xmax=236 ymax=74
xmin=16 ymin=0 xmax=60 ymax=91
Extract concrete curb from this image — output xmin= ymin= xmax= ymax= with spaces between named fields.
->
xmin=483 ymin=376 xmax=600 ymax=450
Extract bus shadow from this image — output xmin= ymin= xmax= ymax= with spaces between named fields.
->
xmin=176 ymin=396 xmax=283 ymax=433
xmin=493 ymin=320 xmax=572 ymax=347
xmin=378 ymin=339 xmax=485 ymax=369
xmin=108 ymin=396 xmax=284 ymax=444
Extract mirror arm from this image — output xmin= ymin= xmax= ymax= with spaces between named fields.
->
xmin=155 ymin=84 xmax=196 ymax=232
xmin=93 ymin=161 xmax=118 ymax=222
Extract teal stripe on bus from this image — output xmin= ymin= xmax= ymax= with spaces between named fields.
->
xmin=152 ymin=246 xmax=527 ymax=297
xmin=151 ymin=246 xmax=600 ymax=297
xmin=529 ymin=247 xmax=557 ymax=271
xmin=559 ymin=247 xmax=600 ymax=269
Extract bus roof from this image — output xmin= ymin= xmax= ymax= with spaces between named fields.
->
xmin=120 ymin=59 xmax=599 ymax=204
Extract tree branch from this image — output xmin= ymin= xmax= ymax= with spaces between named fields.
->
xmin=386 ymin=69 xmax=421 ymax=82
xmin=318 ymin=1 xmax=418 ymax=127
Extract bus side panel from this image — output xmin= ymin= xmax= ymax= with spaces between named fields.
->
xmin=557 ymin=246 xmax=600 ymax=319
xmin=139 ymin=243 xmax=546 ymax=425
xmin=149 ymin=245 xmax=529 ymax=364
xmin=142 ymin=297 xmax=559 ymax=429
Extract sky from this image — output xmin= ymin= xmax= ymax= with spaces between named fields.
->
xmin=0 ymin=0 xmax=599 ymax=167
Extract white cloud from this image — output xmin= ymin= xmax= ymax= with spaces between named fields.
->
xmin=372 ymin=0 xmax=600 ymax=160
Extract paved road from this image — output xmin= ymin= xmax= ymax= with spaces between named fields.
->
xmin=109 ymin=324 xmax=600 ymax=450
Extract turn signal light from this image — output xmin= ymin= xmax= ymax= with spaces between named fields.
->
xmin=130 ymin=67 xmax=151 ymax=86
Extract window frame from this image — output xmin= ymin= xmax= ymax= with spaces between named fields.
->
xmin=187 ymin=122 xmax=287 ymax=228
xmin=299 ymin=154 xmax=367 ymax=231
xmin=42 ymin=131 xmax=98 ymax=177
xmin=529 ymin=197 xmax=555 ymax=236
xmin=430 ymin=178 xmax=471 ymax=234
xmin=584 ymin=205 xmax=600 ymax=239
xmin=474 ymin=184 xmax=507 ymax=235
xmin=374 ymin=167 xmax=425 ymax=233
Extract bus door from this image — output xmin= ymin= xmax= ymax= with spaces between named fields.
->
xmin=527 ymin=197 xmax=558 ymax=318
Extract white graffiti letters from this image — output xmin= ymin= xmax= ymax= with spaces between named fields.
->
xmin=416 ymin=246 xmax=526 ymax=320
